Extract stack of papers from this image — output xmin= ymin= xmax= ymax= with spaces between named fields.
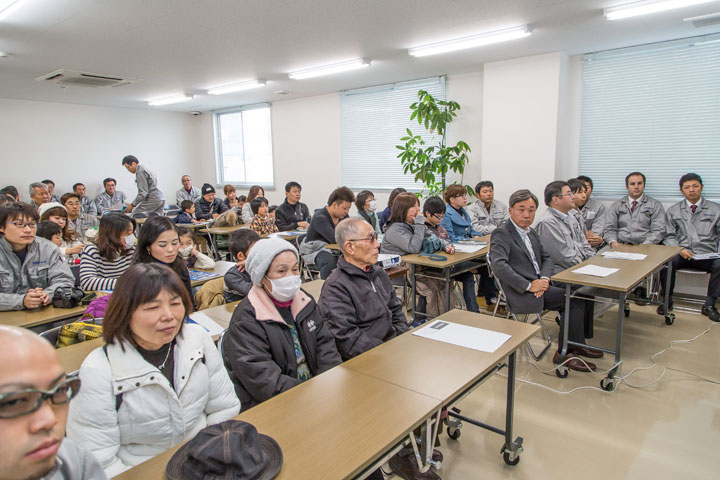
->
xmin=693 ymin=253 xmax=720 ymax=260
xmin=572 ymin=265 xmax=619 ymax=277
xmin=412 ymin=320 xmax=511 ymax=353
xmin=452 ymin=242 xmax=487 ymax=253
xmin=601 ymin=251 xmax=647 ymax=261
xmin=187 ymin=312 xmax=225 ymax=336
xmin=189 ymin=270 xmax=222 ymax=282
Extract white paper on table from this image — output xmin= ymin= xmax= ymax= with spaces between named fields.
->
xmin=188 ymin=312 xmax=225 ymax=336
xmin=693 ymin=252 xmax=720 ymax=260
xmin=571 ymin=265 xmax=619 ymax=277
xmin=412 ymin=320 xmax=511 ymax=353
xmin=601 ymin=251 xmax=647 ymax=261
xmin=452 ymin=243 xmax=487 ymax=253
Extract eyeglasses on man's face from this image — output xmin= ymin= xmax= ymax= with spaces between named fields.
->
xmin=431 ymin=213 xmax=445 ymax=220
xmin=9 ymin=221 xmax=37 ymax=230
xmin=0 ymin=376 xmax=81 ymax=419
xmin=348 ymin=232 xmax=378 ymax=243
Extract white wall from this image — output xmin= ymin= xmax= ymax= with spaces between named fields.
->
xmin=0 ymin=98 xmax=206 ymax=205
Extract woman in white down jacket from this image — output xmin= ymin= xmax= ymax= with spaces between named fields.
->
xmin=67 ymin=263 xmax=240 ymax=477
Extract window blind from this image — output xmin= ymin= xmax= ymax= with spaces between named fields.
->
xmin=341 ymin=76 xmax=445 ymax=191
xmin=578 ymin=35 xmax=720 ymax=199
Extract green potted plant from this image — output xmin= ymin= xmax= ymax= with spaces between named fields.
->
xmin=396 ymin=89 xmax=472 ymax=196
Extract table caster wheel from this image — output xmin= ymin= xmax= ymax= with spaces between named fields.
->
xmin=665 ymin=314 xmax=675 ymax=325
xmin=447 ymin=427 xmax=461 ymax=440
xmin=601 ymin=377 xmax=615 ymax=391
xmin=555 ymin=365 xmax=569 ymax=378
xmin=502 ymin=449 xmax=520 ymax=466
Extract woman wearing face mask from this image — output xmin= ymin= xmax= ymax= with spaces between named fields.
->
xmin=354 ymin=190 xmax=381 ymax=235
xmin=79 ymin=213 xmax=136 ymax=291
xmin=221 ymin=238 xmax=342 ymax=411
xmin=134 ymin=216 xmax=193 ymax=302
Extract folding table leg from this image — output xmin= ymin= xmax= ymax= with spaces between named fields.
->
xmin=501 ymin=352 xmax=523 ymax=465
xmin=663 ymin=260 xmax=676 ymax=325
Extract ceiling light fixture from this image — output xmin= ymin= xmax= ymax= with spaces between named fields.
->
xmin=0 ymin=0 xmax=32 ymax=21
xmin=288 ymin=59 xmax=370 ymax=80
xmin=408 ymin=25 xmax=532 ymax=57
xmin=207 ymin=79 xmax=266 ymax=95
xmin=604 ymin=0 xmax=718 ymax=21
xmin=147 ymin=94 xmax=193 ymax=106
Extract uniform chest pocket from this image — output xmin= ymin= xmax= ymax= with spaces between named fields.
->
xmin=697 ymin=217 xmax=715 ymax=236
xmin=28 ymin=266 xmax=50 ymax=289
xmin=0 ymin=270 xmax=12 ymax=289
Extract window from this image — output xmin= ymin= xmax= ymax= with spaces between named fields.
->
xmin=341 ymin=77 xmax=446 ymax=191
xmin=214 ymin=104 xmax=274 ymax=187
xmin=578 ymin=35 xmax=720 ymax=199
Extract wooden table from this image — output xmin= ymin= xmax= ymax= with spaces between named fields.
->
xmin=115 ymin=367 xmax=440 ymax=480
xmin=0 ymin=292 xmax=108 ymax=329
xmin=57 ymin=337 xmax=104 ymax=374
xmin=190 ymin=261 xmax=236 ymax=287
xmin=344 ymin=309 xmax=538 ymax=466
xmin=551 ymin=243 xmax=682 ymax=390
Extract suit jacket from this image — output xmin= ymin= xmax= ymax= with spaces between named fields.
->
xmin=489 ymin=220 xmax=554 ymax=314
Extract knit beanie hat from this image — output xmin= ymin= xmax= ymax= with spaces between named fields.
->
xmin=38 ymin=202 xmax=67 ymax=218
xmin=245 ymin=238 xmax=299 ymax=285
xmin=201 ymin=183 xmax=215 ymax=195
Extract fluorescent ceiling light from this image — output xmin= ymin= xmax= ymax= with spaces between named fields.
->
xmin=0 ymin=0 xmax=33 ymax=21
xmin=207 ymin=79 xmax=266 ymax=95
xmin=147 ymin=94 xmax=193 ymax=106
xmin=408 ymin=26 xmax=532 ymax=57
xmin=288 ymin=59 xmax=370 ymax=80
xmin=604 ymin=0 xmax=718 ymax=20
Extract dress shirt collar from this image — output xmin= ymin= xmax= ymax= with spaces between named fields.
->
xmin=627 ymin=194 xmax=644 ymax=205
xmin=686 ymin=198 xmax=702 ymax=210
xmin=510 ymin=218 xmax=531 ymax=235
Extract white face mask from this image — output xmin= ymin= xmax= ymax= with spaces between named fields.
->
xmin=368 ymin=200 xmax=377 ymax=213
xmin=265 ymin=274 xmax=301 ymax=302
xmin=179 ymin=246 xmax=193 ymax=257
xmin=123 ymin=234 xmax=136 ymax=248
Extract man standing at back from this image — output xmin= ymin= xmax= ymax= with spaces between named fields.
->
xmin=176 ymin=175 xmax=201 ymax=206
xmin=121 ymin=155 xmax=165 ymax=217
xmin=275 ymin=181 xmax=311 ymax=232
xmin=0 ymin=325 xmax=107 ymax=479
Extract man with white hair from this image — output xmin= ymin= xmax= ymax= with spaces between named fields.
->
xmin=0 ymin=325 xmax=107 ymax=480
xmin=28 ymin=183 xmax=51 ymax=211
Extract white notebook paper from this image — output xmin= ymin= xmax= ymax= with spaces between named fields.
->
xmin=572 ymin=265 xmax=619 ymax=277
xmin=412 ymin=320 xmax=511 ymax=353
xmin=188 ymin=312 xmax=225 ymax=336
xmin=452 ymin=243 xmax=487 ymax=253
xmin=601 ymin=251 xmax=647 ymax=261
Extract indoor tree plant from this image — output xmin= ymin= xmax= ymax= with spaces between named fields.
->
xmin=396 ymin=89 xmax=472 ymax=196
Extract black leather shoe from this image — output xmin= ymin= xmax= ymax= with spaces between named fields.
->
xmin=656 ymin=303 xmax=673 ymax=316
xmin=701 ymin=305 xmax=720 ymax=322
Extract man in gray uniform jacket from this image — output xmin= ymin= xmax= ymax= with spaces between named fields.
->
xmin=659 ymin=173 xmax=720 ymax=322
xmin=467 ymin=180 xmax=509 ymax=235
xmin=175 ymin=175 xmax=201 ymax=206
xmin=121 ymin=155 xmax=165 ymax=217
xmin=0 ymin=325 xmax=108 ymax=480
xmin=94 ymin=177 xmax=127 ymax=214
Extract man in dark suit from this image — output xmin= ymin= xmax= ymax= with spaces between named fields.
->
xmin=490 ymin=189 xmax=597 ymax=372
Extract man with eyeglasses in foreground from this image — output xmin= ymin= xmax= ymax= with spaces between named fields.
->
xmin=0 ymin=325 xmax=107 ymax=480
xmin=0 ymin=203 xmax=75 ymax=311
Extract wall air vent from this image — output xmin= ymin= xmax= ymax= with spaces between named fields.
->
xmin=35 ymin=69 xmax=141 ymax=88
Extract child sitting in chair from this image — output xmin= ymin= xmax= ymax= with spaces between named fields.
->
xmin=249 ymin=197 xmax=278 ymax=235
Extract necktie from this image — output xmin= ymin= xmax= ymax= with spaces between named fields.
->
xmin=691 ymin=205 xmax=697 ymax=214
xmin=630 ymin=200 xmax=637 ymax=213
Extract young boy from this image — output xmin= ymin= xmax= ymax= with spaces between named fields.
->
xmin=249 ymin=197 xmax=278 ymax=235
xmin=237 ymin=195 xmax=247 ymax=212
xmin=36 ymin=221 xmax=63 ymax=249
xmin=268 ymin=205 xmax=278 ymax=220
xmin=177 ymin=227 xmax=215 ymax=269
xmin=174 ymin=200 xmax=199 ymax=224
xmin=224 ymin=229 xmax=261 ymax=302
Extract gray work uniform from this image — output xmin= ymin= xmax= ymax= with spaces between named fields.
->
xmin=466 ymin=199 xmax=509 ymax=236
xmin=79 ymin=196 xmax=97 ymax=216
xmin=176 ymin=186 xmax=201 ymax=206
xmin=602 ymin=194 xmax=666 ymax=245
xmin=131 ymin=164 xmax=165 ymax=216
xmin=43 ymin=438 xmax=108 ymax=480
xmin=95 ymin=191 xmax=127 ymax=214
xmin=68 ymin=213 xmax=99 ymax=242
xmin=535 ymin=207 xmax=596 ymax=275
xmin=0 ymin=236 xmax=75 ymax=311
xmin=579 ymin=197 xmax=605 ymax=233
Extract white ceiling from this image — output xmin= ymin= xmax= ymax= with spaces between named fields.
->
xmin=0 ymin=0 xmax=719 ymax=112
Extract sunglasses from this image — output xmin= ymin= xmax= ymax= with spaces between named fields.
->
xmin=0 ymin=376 xmax=81 ymax=419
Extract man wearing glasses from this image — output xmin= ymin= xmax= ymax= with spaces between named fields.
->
xmin=0 ymin=203 xmax=75 ymax=311
xmin=0 ymin=325 xmax=107 ymax=479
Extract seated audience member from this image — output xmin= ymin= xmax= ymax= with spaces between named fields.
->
xmin=467 ymin=181 xmax=509 ymax=235
xmin=221 ymin=238 xmax=342 ymax=411
xmin=490 ymin=190 xmax=596 ymax=372
xmin=268 ymin=205 xmax=277 ymax=220
xmin=1 ymin=186 xmax=19 ymax=202
xmin=354 ymin=190 xmax=381 ymax=235
xmin=195 ymin=184 xmax=228 ymax=221
xmin=95 ymin=177 xmax=127 ymax=214
xmin=36 ymin=221 xmax=63 ymax=249
xmin=224 ymin=229 xmax=260 ymax=302
xmin=176 ymin=175 xmax=201 ymax=206
xmin=67 ymin=264 xmax=240 ymax=477
xmin=381 ymin=193 xmax=448 ymax=317
xmin=659 ymin=173 xmax=720 ymax=321
xmin=237 ymin=194 xmax=247 ymax=212
xmin=241 ymin=185 xmax=265 ymax=224
xmin=29 ymin=182 xmax=51 ymax=210
xmin=576 ymin=175 xmax=606 ymax=234
xmin=177 ymin=227 xmax=215 ymax=269
xmin=174 ymin=200 xmax=199 ymax=224
xmin=134 ymin=216 xmax=193 ymax=300
xmin=61 ymin=193 xmax=99 ymax=242
xmin=249 ymin=197 xmax=278 ymax=235
xmin=440 ymin=184 xmax=482 ymax=242
xmin=603 ymin=171 xmax=665 ymax=247
xmin=39 ymin=203 xmax=83 ymax=262
xmin=121 ymin=155 xmax=166 ymax=217
xmin=223 ymin=184 xmax=240 ymax=210
xmin=275 ymin=181 xmax=311 ymax=232
xmin=72 ymin=183 xmax=97 ymax=216
xmin=0 ymin=203 xmax=74 ymax=311
xmin=570 ymin=177 xmax=604 ymax=248
xmin=378 ymin=187 xmax=406 ymax=232
xmin=423 ymin=196 xmax=480 ymax=313
xmin=42 ymin=179 xmax=61 ymax=203
xmin=301 ymin=186 xmax=354 ymax=279
xmin=319 ymin=218 xmax=409 ymax=360
xmin=0 ymin=325 xmax=107 ymax=480
xmin=79 ymin=214 xmax=135 ymax=291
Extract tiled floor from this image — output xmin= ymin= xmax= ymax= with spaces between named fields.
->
xmin=399 ymin=304 xmax=720 ymax=479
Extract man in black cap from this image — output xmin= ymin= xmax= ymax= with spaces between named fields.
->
xmin=195 ymin=183 xmax=228 ymax=220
